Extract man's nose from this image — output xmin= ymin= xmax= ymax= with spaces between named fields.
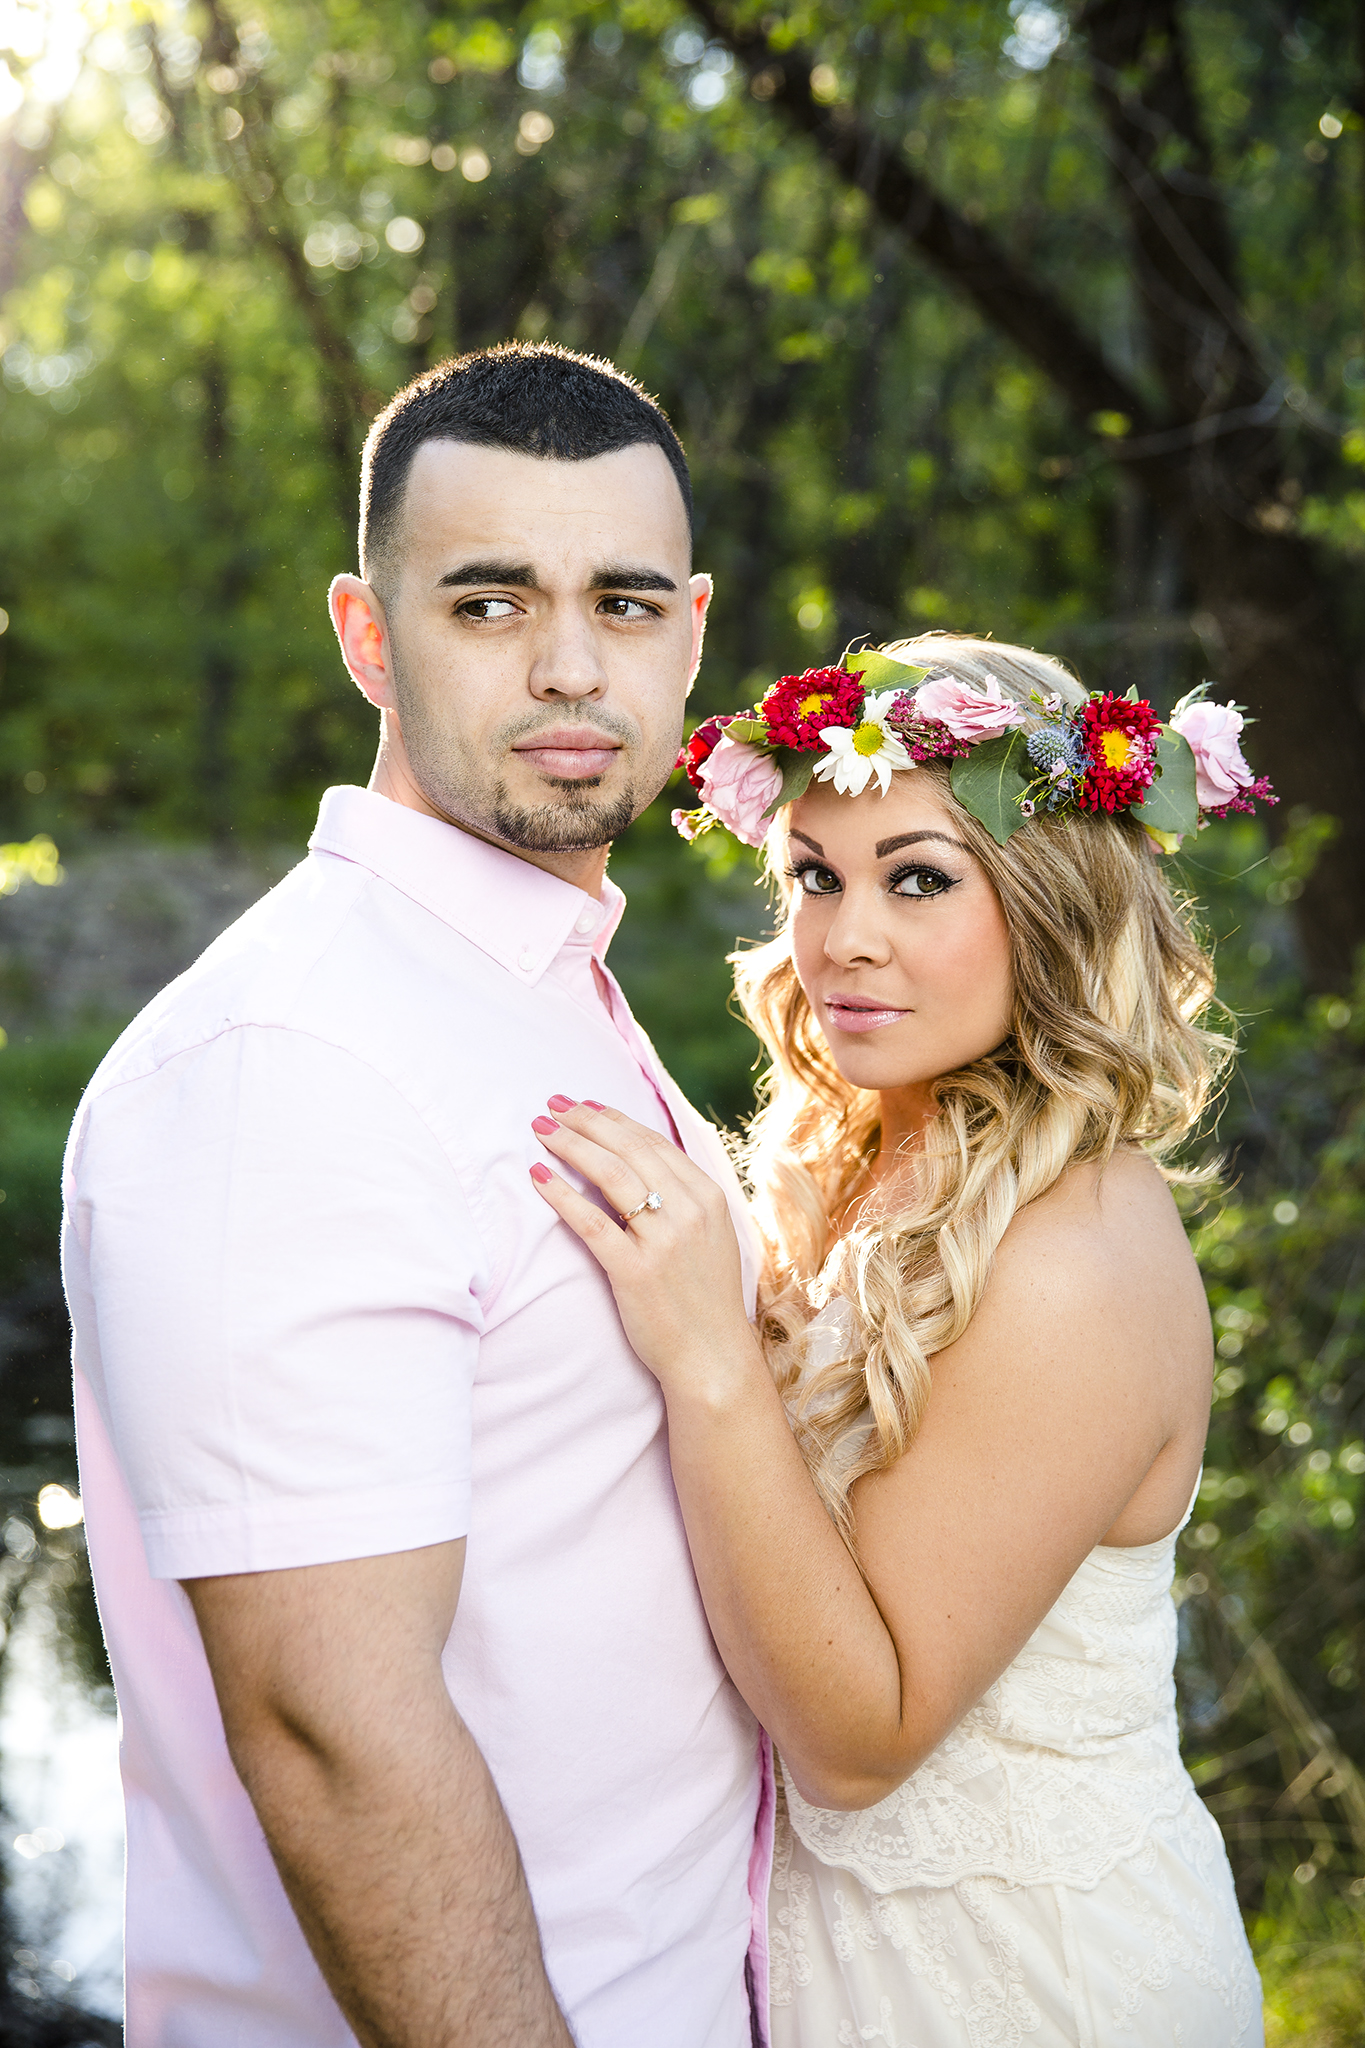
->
xmin=527 ymin=600 xmax=609 ymax=702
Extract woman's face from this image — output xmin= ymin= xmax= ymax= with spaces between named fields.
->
xmin=786 ymin=772 xmax=1014 ymax=1103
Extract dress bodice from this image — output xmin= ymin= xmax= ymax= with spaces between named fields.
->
xmin=782 ymin=1303 xmax=1200 ymax=1895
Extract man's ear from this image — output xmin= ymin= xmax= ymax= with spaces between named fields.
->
xmin=685 ymin=572 xmax=713 ymax=696
xmin=329 ymin=576 xmax=394 ymax=708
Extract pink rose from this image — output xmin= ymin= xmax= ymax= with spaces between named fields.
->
xmin=696 ymin=735 xmax=784 ymax=846
xmin=911 ymin=674 xmax=1028 ymax=743
xmin=1169 ymin=700 xmax=1254 ymax=809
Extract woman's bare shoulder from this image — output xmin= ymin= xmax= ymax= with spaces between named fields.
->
xmin=1004 ymin=1145 xmax=1191 ymax=1257
xmin=977 ymin=1148 xmax=1207 ymax=1365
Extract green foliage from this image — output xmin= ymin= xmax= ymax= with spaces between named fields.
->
xmin=17 ymin=0 xmax=1360 ymax=848
xmin=1136 ymin=729 xmax=1200 ymax=838
xmin=948 ymin=727 xmax=1031 ymax=845
xmin=1164 ymin=818 xmax=1365 ymax=1906
xmin=1256 ymin=1879 xmax=1365 ymax=2045
xmin=0 ymin=1022 xmax=123 ymax=1292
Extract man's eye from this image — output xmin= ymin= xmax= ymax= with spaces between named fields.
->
xmin=598 ymin=596 xmax=657 ymax=619
xmin=455 ymin=597 xmax=521 ymax=620
xmin=792 ymin=864 xmax=841 ymax=895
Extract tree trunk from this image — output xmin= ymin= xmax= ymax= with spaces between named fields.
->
xmin=1184 ymin=511 xmax=1365 ymax=986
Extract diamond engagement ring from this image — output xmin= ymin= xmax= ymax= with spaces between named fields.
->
xmin=621 ymin=1191 xmax=663 ymax=1223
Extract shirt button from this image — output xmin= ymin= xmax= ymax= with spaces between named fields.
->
xmin=518 ymin=950 xmax=536 ymax=972
xmin=575 ymin=912 xmax=596 ymax=935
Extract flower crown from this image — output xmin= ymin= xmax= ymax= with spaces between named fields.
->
xmin=673 ymin=646 xmax=1275 ymax=852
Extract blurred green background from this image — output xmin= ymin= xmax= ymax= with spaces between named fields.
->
xmin=3 ymin=0 xmax=1365 ymax=2037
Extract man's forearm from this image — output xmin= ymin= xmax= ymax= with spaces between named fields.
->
xmin=231 ymin=1691 xmax=575 ymax=2048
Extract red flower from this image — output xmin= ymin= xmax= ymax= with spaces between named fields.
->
xmin=678 ymin=714 xmax=730 ymax=794
xmin=1078 ymin=693 xmax=1160 ymax=813
xmin=759 ymin=667 xmax=865 ymax=751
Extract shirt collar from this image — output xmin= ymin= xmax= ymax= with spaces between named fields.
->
xmin=308 ymin=786 xmax=626 ymax=985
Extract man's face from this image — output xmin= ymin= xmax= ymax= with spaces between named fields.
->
xmin=331 ymin=440 xmax=708 ymax=863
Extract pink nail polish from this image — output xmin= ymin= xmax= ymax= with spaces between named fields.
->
xmin=530 ymin=1163 xmax=552 ymax=1184
xmin=531 ymin=1115 xmax=559 ymax=1135
xmin=584 ymin=1100 xmax=607 ymax=1111
xmin=547 ymin=1094 xmax=576 ymax=1112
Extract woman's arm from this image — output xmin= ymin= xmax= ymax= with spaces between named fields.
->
xmin=530 ymin=1103 xmax=1210 ymax=1808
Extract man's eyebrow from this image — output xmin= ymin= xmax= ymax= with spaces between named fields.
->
xmin=437 ymin=561 xmax=540 ymax=589
xmin=875 ymin=830 xmax=973 ymax=858
xmin=587 ymin=565 xmax=678 ymax=593
xmin=790 ymin=830 xmax=825 ymax=855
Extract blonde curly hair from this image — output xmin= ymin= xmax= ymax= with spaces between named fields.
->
xmin=732 ymin=634 xmax=1230 ymax=1547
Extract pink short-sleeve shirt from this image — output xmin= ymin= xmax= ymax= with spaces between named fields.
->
xmin=63 ymin=786 xmax=773 ymax=2048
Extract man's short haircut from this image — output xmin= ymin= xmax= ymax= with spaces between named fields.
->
xmin=359 ymin=342 xmax=692 ymax=595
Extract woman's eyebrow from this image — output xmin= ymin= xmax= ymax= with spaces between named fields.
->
xmin=875 ymin=830 xmax=972 ymax=858
xmin=789 ymin=829 xmax=825 ymax=855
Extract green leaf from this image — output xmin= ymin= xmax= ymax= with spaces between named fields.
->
xmin=762 ymin=747 xmax=818 ymax=819
xmin=844 ymin=649 xmax=927 ymax=696
xmin=723 ymin=716 xmax=768 ymax=745
xmin=950 ymin=729 xmax=1033 ymax=845
xmin=1134 ymin=728 xmax=1200 ymax=836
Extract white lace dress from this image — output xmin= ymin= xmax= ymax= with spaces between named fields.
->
xmin=769 ymin=1317 xmax=1263 ymax=2048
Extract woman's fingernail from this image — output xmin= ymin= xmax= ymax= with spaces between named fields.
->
xmin=530 ymin=1163 xmax=552 ymax=1184
xmin=583 ymin=1100 xmax=606 ymax=1111
xmin=531 ymin=1115 xmax=559 ymax=1136
xmin=547 ymin=1094 xmax=576 ymax=1112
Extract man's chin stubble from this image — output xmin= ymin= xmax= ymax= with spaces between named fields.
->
xmin=491 ymin=782 xmax=638 ymax=853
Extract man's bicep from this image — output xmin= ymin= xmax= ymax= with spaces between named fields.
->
xmin=81 ymin=1028 xmax=487 ymax=1580
xmin=184 ymin=1538 xmax=467 ymax=1751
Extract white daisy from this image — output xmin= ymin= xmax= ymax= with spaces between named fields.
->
xmin=811 ymin=692 xmax=913 ymax=796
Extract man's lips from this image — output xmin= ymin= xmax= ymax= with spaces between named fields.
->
xmin=511 ymin=729 xmax=623 ymax=781
xmin=824 ymin=993 xmax=911 ymax=1035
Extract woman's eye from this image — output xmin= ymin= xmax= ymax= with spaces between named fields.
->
xmin=891 ymin=866 xmax=954 ymax=898
xmin=795 ymin=865 xmax=841 ymax=895
xmin=455 ymin=596 xmax=521 ymax=620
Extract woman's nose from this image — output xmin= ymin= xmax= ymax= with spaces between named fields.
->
xmin=824 ymin=890 xmax=892 ymax=969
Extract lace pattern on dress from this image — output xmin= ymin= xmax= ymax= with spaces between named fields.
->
xmin=783 ymin=1304 xmax=1205 ymax=1896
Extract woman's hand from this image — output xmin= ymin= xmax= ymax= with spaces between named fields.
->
xmin=529 ymin=1099 xmax=762 ymax=1400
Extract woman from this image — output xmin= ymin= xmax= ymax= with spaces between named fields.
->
xmin=529 ymin=635 xmax=1266 ymax=2045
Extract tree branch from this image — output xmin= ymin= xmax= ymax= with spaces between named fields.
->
xmin=691 ymin=2 xmax=1186 ymax=502
xmin=198 ymin=0 xmax=377 ymax=437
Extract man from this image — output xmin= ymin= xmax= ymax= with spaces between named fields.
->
xmin=63 ymin=343 xmax=772 ymax=2048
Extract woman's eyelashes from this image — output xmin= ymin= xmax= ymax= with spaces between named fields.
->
xmin=787 ymin=858 xmax=962 ymax=901
xmin=787 ymin=859 xmax=842 ymax=895
xmin=887 ymin=862 xmax=960 ymax=900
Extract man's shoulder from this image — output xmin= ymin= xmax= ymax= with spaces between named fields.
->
xmin=81 ymin=850 xmax=392 ymax=1102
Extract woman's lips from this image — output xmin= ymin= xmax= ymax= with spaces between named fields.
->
xmin=824 ymin=994 xmax=910 ymax=1034
xmin=512 ymin=730 xmax=622 ymax=781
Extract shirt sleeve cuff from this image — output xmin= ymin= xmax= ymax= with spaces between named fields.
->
xmin=139 ymin=1479 xmax=472 ymax=1580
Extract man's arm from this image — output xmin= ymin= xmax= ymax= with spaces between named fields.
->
xmin=185 ymin=1541 xmax=575 ymax=2048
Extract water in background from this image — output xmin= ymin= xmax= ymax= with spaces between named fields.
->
xmin=1 ymin=1530 xmax=123 ymax=2022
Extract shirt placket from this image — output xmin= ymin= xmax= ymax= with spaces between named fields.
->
xmin=548 ymin=927 xmax=684 ymax=1147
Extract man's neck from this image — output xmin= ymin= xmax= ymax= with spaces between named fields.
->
xmin=366 ymin=749 xmax=611 ymax=898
